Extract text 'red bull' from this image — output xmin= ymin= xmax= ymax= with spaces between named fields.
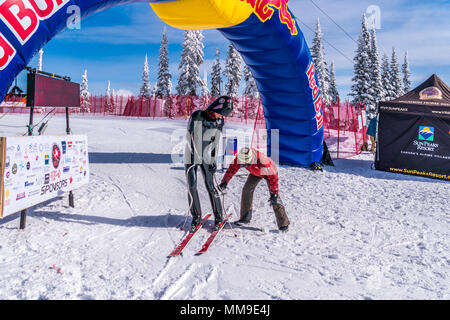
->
xmin=241 ymin=0 xmax=298 ymax=35
xmin=0 ymin=0 xmax=69 ymax=70
xmin=0 ymin=34 xmax=15 ymax=70
xmin=306 ymin=62 xmax=324 ymax=130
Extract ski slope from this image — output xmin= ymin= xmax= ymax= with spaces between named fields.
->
xmin=0 ymin=115 xmax=448 ymax=300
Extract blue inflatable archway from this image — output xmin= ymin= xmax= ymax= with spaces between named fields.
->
xmin=0 ymin=0 xmax=324 ymax=167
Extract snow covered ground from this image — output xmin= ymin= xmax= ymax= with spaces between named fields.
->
xmin=0 ymin=114 xmax=448 ymax=300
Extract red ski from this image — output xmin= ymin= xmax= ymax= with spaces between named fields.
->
xmin=168 ymin=214 xmax=212 ymax=257
xmin=196 ymin=213 xmax=232 ymax=255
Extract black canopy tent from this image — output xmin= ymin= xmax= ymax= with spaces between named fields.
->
xmin=375 ymin=74 xmax=450 ymax=181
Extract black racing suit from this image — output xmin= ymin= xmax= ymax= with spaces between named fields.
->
xmin=185 ymin=110 xmax=224 ymax=226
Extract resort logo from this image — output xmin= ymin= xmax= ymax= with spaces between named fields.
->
xmin=419 ymin=87 xmax=442 ymax=100
xmin=419 ymin=126 xmax=434 ymax=141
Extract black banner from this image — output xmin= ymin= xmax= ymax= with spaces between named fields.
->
xmin=376 ymin=111 xmax=450 ymax=181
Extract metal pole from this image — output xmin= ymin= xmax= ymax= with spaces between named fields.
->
xmin=337 ymin=100 xmax=341 ymax=159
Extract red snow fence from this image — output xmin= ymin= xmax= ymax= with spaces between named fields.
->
xmin=322 ymin=101 xmax=369 ymax=159
xmin=1 ymin=95 xmax=368 ymax=160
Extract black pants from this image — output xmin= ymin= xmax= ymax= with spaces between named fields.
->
xmin=241 ymin=174 xmax=290 ymax=229
xmin=185 ymin=164 xmax=224 ymax=223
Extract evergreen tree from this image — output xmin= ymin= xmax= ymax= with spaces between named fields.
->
xmin=402 ymin=51 xmax=412 ymax=93
xmin=368 ymin=24 xmax=384 ymax=118
xmin=224 ymin=43 xmax=242 ymax=97
xmin=328 ymin=62 xmax=339 ymax=103
xmin=38 ymin=49 xmax=43 ymax=71
xmin=201 ymin=70 xmax=209 ymax=97
xmin=80 ymin=69 xmax=91 ymax=113
xmin=176 ymin=30 xmax=204 ymax=96
xmin=243 ymin=64 xmax=259 ymax=98
xmin=311 ymin=18 xmax=330 ymax=102
xmin=390 ymin=47 xmax=404 ymax=98
xmin=350 ymin=14 xmax=373 ymax=108
xmin=156 ymin=27 xmax=172 ymax=97
xmin=381 ymin=53 xmax=395 ymax=101
xmin=140 ymin=54 xmax=151 ymax=98
xmin=210 ymin=48 xmax=222 ymax=97
xmin=105 ymin=80 xmax=115 ymax=113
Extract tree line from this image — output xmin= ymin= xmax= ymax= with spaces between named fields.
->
xmin=312 ymin=15 xmax=411 ymax=120
xmin=81 ymin=16 xmax=412 ymax=121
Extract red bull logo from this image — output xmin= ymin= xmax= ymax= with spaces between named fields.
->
xmin=0 ymin=34 xmax=15 ymax=70
xmin=0 ymin=0 xmax=68 ymax=70
xmin=306 ymin=62 xmax=324 ymax=130
xmin=241 ymin=0 xmax=298 ymax=35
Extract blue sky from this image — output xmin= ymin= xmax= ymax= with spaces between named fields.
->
xmin=16 ymin=0 xmax=450 ymax=99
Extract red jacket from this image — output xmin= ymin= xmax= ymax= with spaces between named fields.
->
xmin=221 ymin=150 xmax=279 ymax=194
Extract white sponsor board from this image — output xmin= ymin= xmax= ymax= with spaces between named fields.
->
xmin=0 ymin=135 xmax=89 ymax=218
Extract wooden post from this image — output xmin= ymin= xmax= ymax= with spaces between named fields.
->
xmin=19 ymin=106 xmax=35 ymax=228
xmin=19 ymin=210 xmax=27 ymax=230
xmin=66 ymin=107 xmax=74 ymax=208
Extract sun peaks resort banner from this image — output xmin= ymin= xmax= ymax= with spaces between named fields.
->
xmin=0 ymin=135 xmax=90 ymax=218
xmin=376 ymin=75 xmax=450 ymax=180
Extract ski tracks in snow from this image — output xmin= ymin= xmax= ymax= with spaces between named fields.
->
xmin=152 ymin=259 xmax=220 ymax=300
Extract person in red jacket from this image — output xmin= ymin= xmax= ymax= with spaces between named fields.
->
xmin=219 ymin=147 xmax=290 ymax=231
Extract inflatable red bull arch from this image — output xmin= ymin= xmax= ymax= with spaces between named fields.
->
xmin=0 ymin=0 xmax=324 ymax=167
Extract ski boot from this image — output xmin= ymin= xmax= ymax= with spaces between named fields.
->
xmin=190 ymin=215 xmax=202 ymax=233
xmin=214 ymin=215 xmax=224 ymax=231
xmin=234 ymin=210 xmax=252 ymax=226
xmin=309 ymin=162 xmax=323 ymax=172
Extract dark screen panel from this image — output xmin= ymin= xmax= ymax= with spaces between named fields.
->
xmin=29 ymin=74 xmax=80 ymax=108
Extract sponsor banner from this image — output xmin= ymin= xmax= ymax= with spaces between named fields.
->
xmin=1 ymin=134 xmax=89 ymax=218
xmin=376 ymin=112 xmax=450 ymax=180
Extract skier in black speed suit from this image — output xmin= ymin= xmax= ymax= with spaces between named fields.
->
xmin=184 ymin=96 xmax=233 ymax=232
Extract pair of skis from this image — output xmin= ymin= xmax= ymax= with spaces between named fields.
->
xmin=168 ymin=213 xmax=232 ymax=257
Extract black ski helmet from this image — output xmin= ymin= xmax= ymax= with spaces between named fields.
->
xmin=206 ymin=96 xmax=233 ymax=117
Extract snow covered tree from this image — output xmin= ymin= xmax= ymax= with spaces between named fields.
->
xmin=311 ymin=18 xmax=330 ymax=102
xmin=402 ymin=51 xmax=412 ymax=93
xmin=381 ymin=53 xmax=395 ymax=101
xmin=243 ymin=64 xmax=259 ymax=98
xmin=151 ymin=83 xmax=157 ymax=97
xmin=350 ymin=14 xmax=373 ymax=108
xmin=176 ymin=30 xmax=204 ymax=96
xmin=201 ymin=70 xmax=209 ymax=97
xmin=156 ymin=27 xmax=172 ymax=97
xmin=328 ymin=62 xmax=339 ymax=103
xmin=140 ymin=54 xmax=151 ymax=98
xmin=38 ymin=49 xmax=43 ymax=71
xmin=106 ymin=80 xmax=111 ymax=98
xmin=224 ymin=43 xmax=242 ymax=97
xmin=80 ymin=69 xmax=91 ymax=113
xmin=390 ymin=47 xmax=404 ymax=98
xmin=105 ymin=80 xmax=115 ymax=113
xmin=210 ymin=48 xmax=222 ymax=97
xmin=242 ymin=64 xmax=259 ymax=120
xmin=367 ymin=24 xmax=384 ymax=118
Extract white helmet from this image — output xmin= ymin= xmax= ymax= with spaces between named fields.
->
xmin=237 ymin=147 xmax=255 ymax=165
